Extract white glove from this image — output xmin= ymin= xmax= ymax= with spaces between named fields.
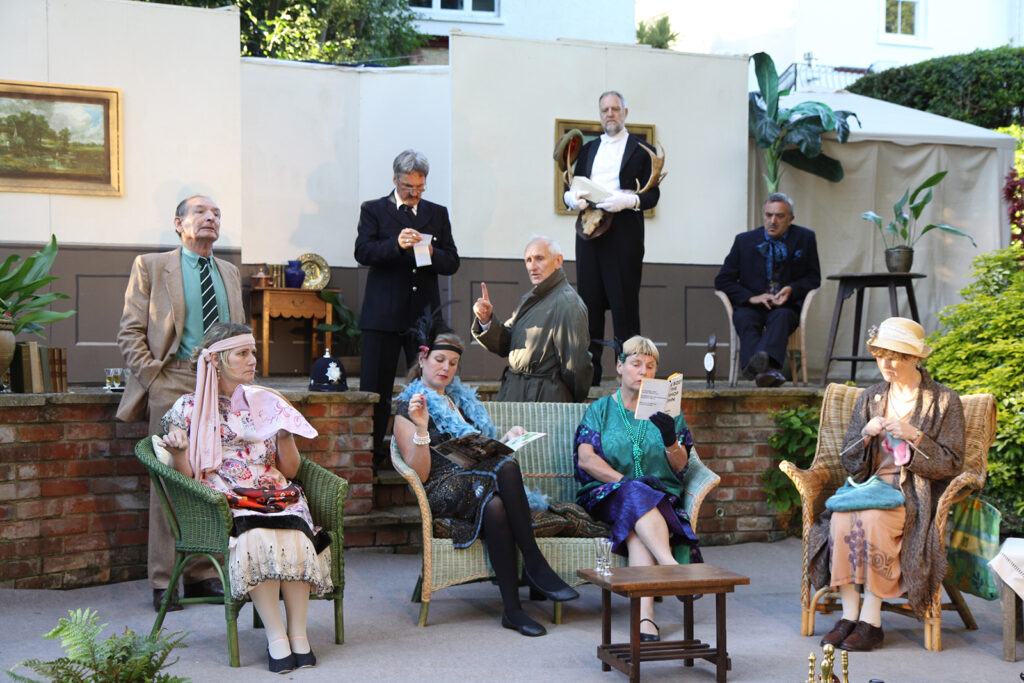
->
xmin=563 ymin=189 xmax=588 ymax=211
xmin=596 ymin=191 xmax=639 ymax=213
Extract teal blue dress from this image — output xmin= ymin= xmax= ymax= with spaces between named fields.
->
xmin=573 ymin=394 xmax=701 ymax=562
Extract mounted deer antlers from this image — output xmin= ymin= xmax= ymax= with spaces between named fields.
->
xmin=635 ymin=141 xmax=666 ymax=195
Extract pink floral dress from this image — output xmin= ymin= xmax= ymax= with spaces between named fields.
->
xmin=163 ymin=393 xmax=332 ymax=599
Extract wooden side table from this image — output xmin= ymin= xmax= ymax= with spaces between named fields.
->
xmin=822 ymin=272 xmax=925 ymax=384
xmin=578 ymin=564 xmax=749 ymax=683
xmin=249 ymin=288 xmax=334 ymax=377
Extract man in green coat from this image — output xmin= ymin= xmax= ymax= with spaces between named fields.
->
xmin=472 ymin=237 xmax=593 ymax=402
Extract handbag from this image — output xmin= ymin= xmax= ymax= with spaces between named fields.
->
xmin=947 ymin=496 xmax=1001 ymax=600
xmin=825 ymin=475 xmax=906 ymax=512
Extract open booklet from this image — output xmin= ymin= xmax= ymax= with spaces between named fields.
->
xmin=434 ymin=431 xmax=546 ymax=468
xmin=569 ymin=175 xmax=613 ymax=205
xmin=634 ymin=373 xmax=683 ymax=420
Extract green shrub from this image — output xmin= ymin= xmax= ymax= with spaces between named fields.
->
xmin=849 ymin=45 xmax=1024 ymax=128
xmin=7 ymin=608 xmax=189 ymax=683
xmin=926 ymin=241 xmax=1024 ymax=513
xmin=762 ymin=405 xmax=820 ymax=532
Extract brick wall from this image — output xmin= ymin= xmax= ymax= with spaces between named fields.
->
xmin=0 ymin=390 xmax=376 ymax=589
xmin=683 ymin=389 xmax=821 ymax=545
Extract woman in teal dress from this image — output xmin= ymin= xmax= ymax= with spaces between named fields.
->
xmin=574 ymin=335 xmax=702 ymax=642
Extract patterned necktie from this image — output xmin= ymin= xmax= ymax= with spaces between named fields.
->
xmin=198 ymin=257 xmax=218 ymax=335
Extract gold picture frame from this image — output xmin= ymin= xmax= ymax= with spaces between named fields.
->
xmin=553 ymin=118 xmax=656 ymax=217
xmin=0 ymin=79 xmax=123 ymax=196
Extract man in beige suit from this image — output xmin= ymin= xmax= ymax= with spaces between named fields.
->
xmin=117 ymin=194 xmax=245 ymax=611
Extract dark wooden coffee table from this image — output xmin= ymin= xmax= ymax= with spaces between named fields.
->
xmin=578 ymin=564 xmax=749 ymax=682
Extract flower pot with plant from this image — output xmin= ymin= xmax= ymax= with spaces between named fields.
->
xmin=316 ymin=290 xmax=361 ymax=375
xmin=0 ymin=236 xmax=76 ymax=380
xmin=861 ymin=171 xmax=977 ymax=272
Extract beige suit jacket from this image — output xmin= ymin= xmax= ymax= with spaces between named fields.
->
xmin=115 ymin=247 xmax=244 ymax=423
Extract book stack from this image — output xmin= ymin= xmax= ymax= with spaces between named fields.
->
xmin=10 ymin=343 xmax=67 ymax=393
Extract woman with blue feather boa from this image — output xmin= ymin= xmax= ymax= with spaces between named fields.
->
xmin=394 ymin=331 xmax=578 ymax=637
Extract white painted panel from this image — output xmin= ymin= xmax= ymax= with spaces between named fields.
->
xmin=0 ymin=0 xmax=242 ymax=249
xmin=450 ymin=33 xmax=748 ymax=264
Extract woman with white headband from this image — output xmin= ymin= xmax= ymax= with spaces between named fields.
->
xmin=807 ymin=317 xmax=965 ymax=652
xmin=158 ymin=322 xmax=330 ymax=674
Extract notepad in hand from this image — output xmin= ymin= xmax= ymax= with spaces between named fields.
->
xmin=634 ymin=373 xmax=683 ymax=420
xmin=570 ymin=175 xmax=613 ymax=204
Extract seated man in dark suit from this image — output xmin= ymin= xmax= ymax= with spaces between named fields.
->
xmin=714 ymin=193 xmax=820 ymax=387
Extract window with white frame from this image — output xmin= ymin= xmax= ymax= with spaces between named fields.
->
xmin=884 ymin=0 xmax=919 ymax=37
xmin=409 ymin=0 xmax=498 ymax=16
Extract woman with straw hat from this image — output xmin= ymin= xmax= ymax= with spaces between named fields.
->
xmin=809 ymin=317 xmax=965 ymax=652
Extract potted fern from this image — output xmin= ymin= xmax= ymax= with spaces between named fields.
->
xmin=315 ymin=290 xmax=361 ymax=375
xmin=861 ymin=171 xmax=977 ymax=272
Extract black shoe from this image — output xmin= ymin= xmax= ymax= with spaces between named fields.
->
xmin=267 ymin=649 xmax=297 ymax=674
xmin=639 ymin=618 xmax=660 ymax=642
xmin=523 ymin=565 xmax=579 ymax=602
xmin=183 ymin=578 xmax=224 ymax=599
xmin=755 ymin=368 xmax=786 ymax=388
xmin=153 ymin=587 xmax=183 ymax=613
xmin=743 ymin=350 xmax=770 ymax=378
xmin=293 ymin=650 xmax=317 ymax=669
xmin=501 ymin=611 xmax=547 ymax=637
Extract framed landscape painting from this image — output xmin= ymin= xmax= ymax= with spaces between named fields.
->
xmin=0 ymin=80 xmax=123 ymax=196
xmin=552 ymin=118 xmax=656 ymax=217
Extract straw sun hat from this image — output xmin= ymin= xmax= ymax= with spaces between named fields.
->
xmin=866 ymin=317 xmax=932 ymax=358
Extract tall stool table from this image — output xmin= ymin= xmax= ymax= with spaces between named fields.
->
xmin=822 ymin=272 xmax=924 ymax=384
xmin=578 ymin=564 xmax=749 ymax=682
xmin=250 ymin=287 xmax=334 ymax=377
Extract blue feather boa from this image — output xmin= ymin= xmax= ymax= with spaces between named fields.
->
xmin=396 ymin=377 xmax=498 ymax=439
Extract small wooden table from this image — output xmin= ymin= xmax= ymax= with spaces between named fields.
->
xmin=249 ymin=287 xmax=334 ymax=377
xmin=822 ymin=272 xmax=925 ymax=384
xmin=578 ymin=564 xmax=749 ymax=683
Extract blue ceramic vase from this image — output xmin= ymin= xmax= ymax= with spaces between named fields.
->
xmin=284 ymin=260 xmax=305 ymax=288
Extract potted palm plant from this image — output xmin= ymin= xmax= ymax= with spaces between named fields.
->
xmin=861 ymin=171 xmax=977 ymax=272
xmin=0 ymin=236 xmax=76 ymax=380
xmin=315 ymin=290 xmax=361 ymax=375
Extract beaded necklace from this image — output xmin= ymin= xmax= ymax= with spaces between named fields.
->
xmin=614 ymin=389 xmax=648 ymax=477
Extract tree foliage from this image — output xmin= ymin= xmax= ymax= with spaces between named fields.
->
xmin=636 ymin=16 xmax=677 ymax=50
xmin=848 ymin=45 xmax=1024 ymax=129
xmin=135 ymin=0 xmax=423 ymax=63
xmin=926 ymin=242 xmax=1024 ymax=513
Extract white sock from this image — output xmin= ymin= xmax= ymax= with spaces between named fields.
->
xmin=860 ymin=590 xmax=883 ymax=627
xmin=249 ymin=580 xmax=289 ymax=657
xmin=282 ymin=581 xmax=311 ymax=654
xmin=839 ymin=584 xmax=860 ymax=622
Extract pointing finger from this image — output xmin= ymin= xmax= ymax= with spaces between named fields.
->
xmin=481 ymin=282 xmax=489 ymax=302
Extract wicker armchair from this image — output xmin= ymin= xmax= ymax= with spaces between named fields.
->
xmin=136 ymin=437 xmax=348 ymax=666
xmin=714 ymin=288 xmax=818 ymax=386
xmin=779 ymin=383 xmax=997 ymax=651
xmin=390 ymin=400 xmax=721 ymax=627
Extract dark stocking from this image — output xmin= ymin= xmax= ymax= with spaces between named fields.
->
xmin=481 ymin=496 xmax=534 ymax=628
xmin=493 ymin=460 xmax=567 ymax=590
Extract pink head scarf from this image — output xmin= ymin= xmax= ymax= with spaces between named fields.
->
xmin=187 ymin=333 xmax=317 ymax=479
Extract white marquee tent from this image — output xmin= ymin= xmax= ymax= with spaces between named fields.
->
xmin=747 ymin=91 xmax=1016 ymax=381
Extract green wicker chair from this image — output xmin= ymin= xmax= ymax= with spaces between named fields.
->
xmin=390 ymin=400 xmax=721 ymax=627
xmin=135 ymin=436 xmax=348 ymax=666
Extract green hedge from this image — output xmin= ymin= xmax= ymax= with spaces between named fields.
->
xmin=926 ymin=242 xmax=1024 ymax=516
xmin=849 ymin=45 xmax=1024 ymax=128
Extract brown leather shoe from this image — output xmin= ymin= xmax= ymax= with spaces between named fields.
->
xmin=184 ymin=578 xmax=225 ymax=599
xmin=838 ymin=620 xmax=884 ymax=651
xmin=153 ymin=587 xmax=183 ymax=613
xmin=820 ymin=618 xmax=856 ymax=647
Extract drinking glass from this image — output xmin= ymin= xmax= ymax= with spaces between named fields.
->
xmin=104 ymin=368 xmax=124 ymax=390
xmin=597 ymin=538 xmax=613 ymax=576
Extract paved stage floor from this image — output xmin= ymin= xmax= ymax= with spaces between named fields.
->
xmin=1 ymin=538 xmax=1019 ymax=682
